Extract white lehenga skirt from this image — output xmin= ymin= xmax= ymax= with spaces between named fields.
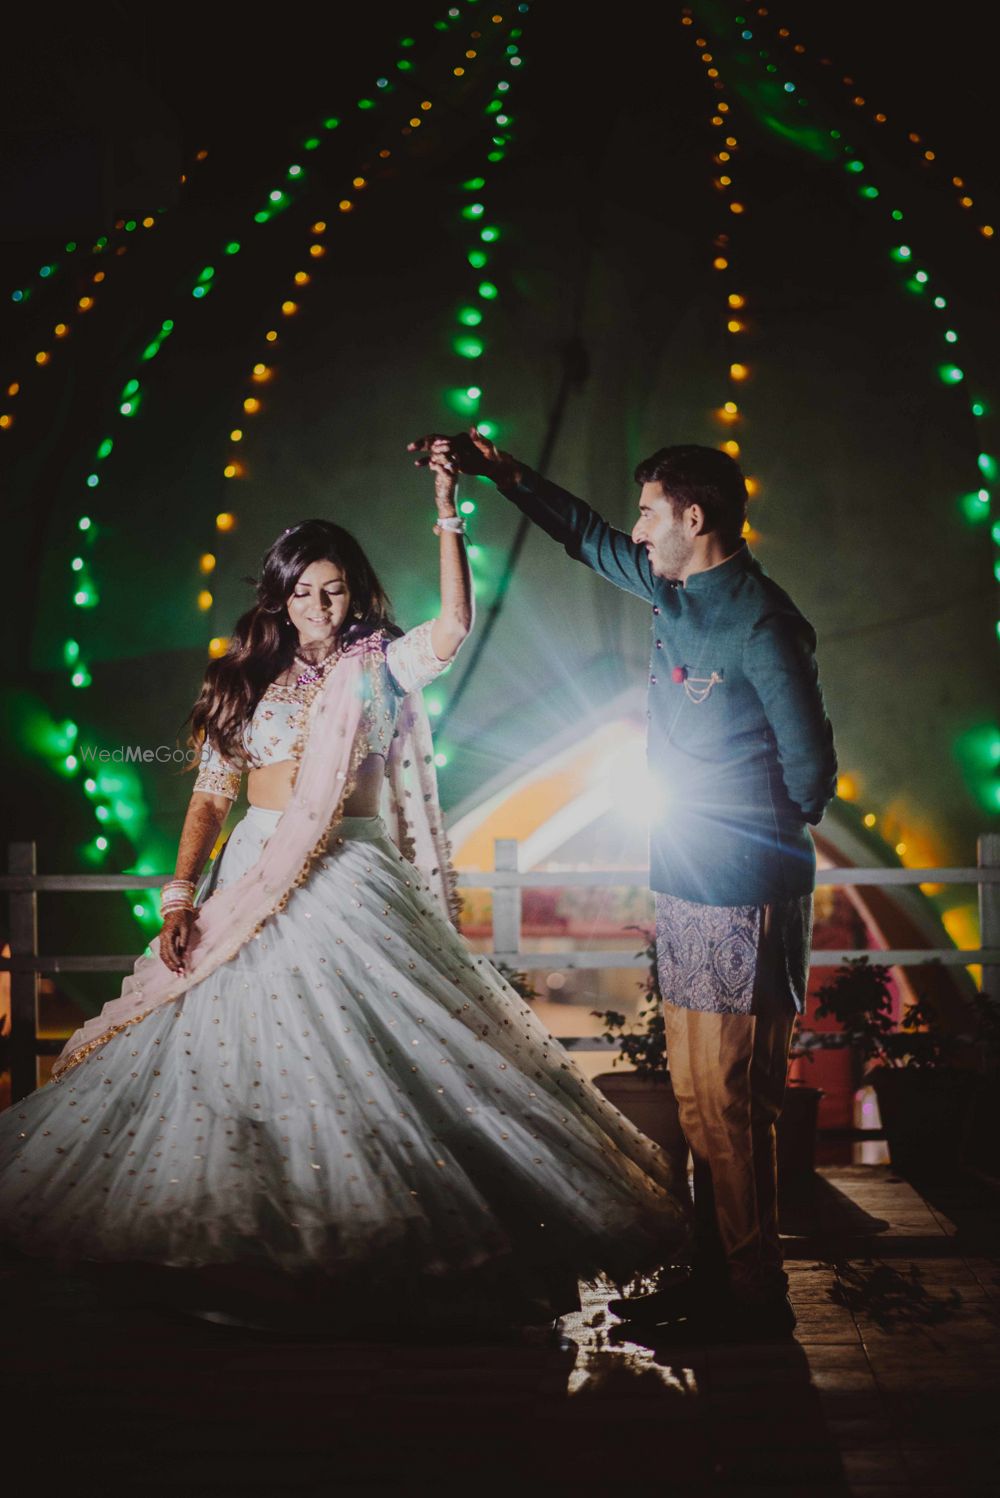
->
xmin=0 ymin=808 xmax=688 ymax=1317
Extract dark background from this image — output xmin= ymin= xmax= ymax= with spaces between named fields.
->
xmin=1 ymin=1 xmax=997 ymax=1005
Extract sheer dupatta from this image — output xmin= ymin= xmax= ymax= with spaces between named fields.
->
xmin=52 ymin=635 xmax=458 ymax=1082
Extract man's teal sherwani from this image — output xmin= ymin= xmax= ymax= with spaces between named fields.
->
xmin=498 ymin=466 xmax=838 ymax=907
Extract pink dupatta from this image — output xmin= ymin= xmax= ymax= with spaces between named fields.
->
xmin=52 ymin=634 xmax=459 ymax=1081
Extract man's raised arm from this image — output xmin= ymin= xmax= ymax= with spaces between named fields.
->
xmin=408 ymin=429 xmax=656 ymax=602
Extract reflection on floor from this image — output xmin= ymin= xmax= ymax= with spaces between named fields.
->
xmin=1 ymin=1166 xmax=998 ymax=1495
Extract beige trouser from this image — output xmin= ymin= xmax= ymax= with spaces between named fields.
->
xmin=661 ymin=906 xmax=797 ymax=1303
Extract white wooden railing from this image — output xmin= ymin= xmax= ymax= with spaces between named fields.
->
xmin=2 ymin=834 xmax=998 ymax=1104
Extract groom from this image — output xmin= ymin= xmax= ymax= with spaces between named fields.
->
xmin=409 ymin=429 xmax=838 ymax=1338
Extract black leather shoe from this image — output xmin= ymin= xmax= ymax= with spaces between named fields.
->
xmin=607 ymin=1272 xmax=723 ymax=1325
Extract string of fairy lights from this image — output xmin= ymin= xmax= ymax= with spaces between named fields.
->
xmin=716 ymin=7 xmax=1000 ymax=826
xmin=50 ymin=8 xmax=498 ymax=934
xmin=0 ymin=151 xmax=210 ymax=436
xmin=205 ymin=6 xmax=525 ymax=686
xmin=680 ymin=13 xmax=761 ymax=550
xmin=416 ymin=10 xmax=530 ymax=774
xmin=755 ymin=8 xmax=996 ymax=248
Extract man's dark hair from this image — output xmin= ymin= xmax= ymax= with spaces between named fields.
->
xmin=634 ymin=445 xmax=748 ymax=548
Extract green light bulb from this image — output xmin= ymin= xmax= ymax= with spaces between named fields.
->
xmin=459 ymin=307 xmax=483 ymax=327
xmin=933 ymin=296 xmax=947 ymax=309
xmin=480 ymin=226 xmax=500 ymax=243
xmin=64 ymin=640 xmax=80 ymax=664
xmin=86 ymin=474 xmax=99 ymax=488
xmin=914 ymin=270 xmax=928 ymax=283
xmin=454 ymin=336 xmax=484 ymax=359
xmin=478 ymin=281 xmax=499 ymax=299
xmin=96 ymin=438 xmax=113 ymax=459
xmin=71 ymin=557 xmax=83 ymax=572
xmin=304 ymin=137 xmax=320 ymax=150
xmin=65 ymin=754 xmax=77 ymax=772
xmin=860 ymin=185 xmax=879 ymax=199
xmin=463 ymin=177 xmax=486 ymax=191
xmin=78 ymin=516 xmax=91 ymax=530
xmin=979 ymin=453 xmax=998 ymax=481
xmin=460 ymin=500 xmax=476 ymax=515
xmin=466 ymin=386 xmax=482 ymax=400
xmin=96 ymin=805 xmax=109 ymax=822
xmin=324 ymin=117 xmax=340 ymax=129
xmin=288 ymin=164 xmax=303 ymax=178
xmin=891 ymin=245 xmax=912 ymax=262
xmin=938 ymin=364 xmax=964 ymax=383
xmin=845 ymin=159 xmax=864 ymax=173
xmin=462 ymin=203 xmax=485 ymax=219
xmin=972 ymin=401 xmax=986 ymax=416
xmin=84 ymin=777 xmax=96 ymax=793
xmin=96 ymin=836 xmax=108 ymax=851
xmin=225 ymin=241 xmax=241 ymax=254
xmin=468 ymin=250 xmax=488 ymax=268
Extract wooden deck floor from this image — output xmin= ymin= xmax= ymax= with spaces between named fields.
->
xmin=2 ymin=1165 xmax=999 ymax=1496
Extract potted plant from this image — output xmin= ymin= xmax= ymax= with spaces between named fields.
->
xmin=811 ymin=956 xmax=975 ymax=1175
xmin=591 ymin=929 xmax=690 ymax=1186
xmin=592 ymin=928 xmax=824 ymax=1184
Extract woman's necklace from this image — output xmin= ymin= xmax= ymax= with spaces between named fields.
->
xmin=293 ymin=643 xmax=341 ymax=688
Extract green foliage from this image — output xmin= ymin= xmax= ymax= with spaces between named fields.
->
xmin=591 ymin=927 xmax=669 ymax=1080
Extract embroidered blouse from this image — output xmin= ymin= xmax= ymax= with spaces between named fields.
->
xmin=193 ymin=618 xmax=453 ymax=802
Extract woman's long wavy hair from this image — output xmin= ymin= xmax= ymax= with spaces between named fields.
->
xmin=181 ymin=520 xmax=401 ymax=774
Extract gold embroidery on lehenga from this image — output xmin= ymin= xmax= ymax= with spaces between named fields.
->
xmin=52 ymin=639 xmax=385 ymax=1082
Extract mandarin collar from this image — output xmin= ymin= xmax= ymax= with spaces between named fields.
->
xmin=671 ymin=541 xmax=752 ymax=594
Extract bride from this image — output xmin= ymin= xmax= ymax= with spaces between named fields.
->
xmin=0 ymin=449 xmax=689 ymax=1330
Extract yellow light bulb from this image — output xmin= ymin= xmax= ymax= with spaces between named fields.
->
xmin=466 ymin=49 xmax=477 ymax=58
xmin=724 ymin=401 xmax=738 ymax=414
xmin=311 ymin=221 xmax=327 ymax=234
xmin=981 ymin=225 xmax=995 ymax=237
xmin=711 ymin=115 xmax=724 ymax=126
xmin=727 ymin=319 xmax=744 ymax=333
xmin=54 ymin=323 xmax=69 ymax=337
xmin=420 ymin=101 xmax=432 ymax=112
xmin=281 ymin=301 xmax=298 ymax=315
xmin=198 ymin=590 xmax=213 ymax=611
xmin=722 ymin=439 xmax=740 ymax=456
xmin=895 ymin=842 xmax=907 ymax=857
xmin=725 ymin=136 xmax=737 ymax=147
xmin=223 ymin=463 xmax=238 ymax=479
xmin=924 ymin=150 xmax=935 ymax=161
xmin=0 ymin=414 xmax=12 ymax=430
xmin=707 ymin=67 xmax=719 ymax=78
xmin=265 ymin=329 xmax=278 ymax=342
xmin=379 ymin=149 xmax=391 ymax=159
xmin=35 ymin=351 xmax=50 ymax=365
xmin=7 ymin=382 xmax=19 ymax=396
xmin=713 ymin=256 xmax=728 ymax=270
xmin=719 ymin=174 xmax=732 ymax=186
xmin=718 ymin=102 xmax=729 ymax=113
xmin=728 ymin=293 xmax=746 ymax=308
xmin=729 ymin=202 xmax=745 ymax=215
xmin=408 ymin=118 xmax=421 ymax=128
xmin=863 ymin=812 xmax=877 ymax=828
xmin=230 ymin=429 xmax=243 ymax=442
xmin=836 ymin=773 xmax=859 ymax=801
xmin=243 ymin=397 xmax=261 ymax=414
xmin=200 ymin=553 xmax=216 ymax=574
xmin=309 ymin=244 xmax=326 ymax=258
xmin=454 ymin=66 xmax=465 ymax=76
xmin=745 ymin=476 xmax=760 ymax=497
xmin=216 ymin=512 xmax=236 ymax=532
xmin=78 ymin=296 xmax=94 ymax=311
xmin=338 ymin=200 xmax=353 ymax=212
xmin=875 ymin=112 xmax=887 ymax=123
xmin=142 ymin=216 xmax=155 ymax=227
xmin=294 ymin=271 xmax=310 ymax=285
xmin=208 ymin=636 xmax=229 ymax=658
xmin=960 ymin=196 xmax=974 ymax=207
xmin=952 ymin=176 xmax=964 ymax=188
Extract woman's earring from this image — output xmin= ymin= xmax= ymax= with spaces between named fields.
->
xmin=352 ymin=609 xmax=363 ymax=620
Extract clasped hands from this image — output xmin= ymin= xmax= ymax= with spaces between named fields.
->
xmin=407 ymin=427 xmax=520 ymax=488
